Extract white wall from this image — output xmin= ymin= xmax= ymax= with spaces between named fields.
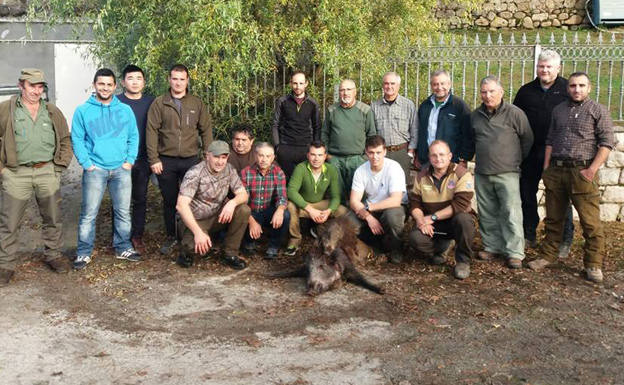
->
xmin=53 ymin=43 xmax=98 ymax=128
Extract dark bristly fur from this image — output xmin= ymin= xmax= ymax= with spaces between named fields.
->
xmin=266 ymin=217 xmax=384 ymax=296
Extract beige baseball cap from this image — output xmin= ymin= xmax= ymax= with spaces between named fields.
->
xmin=207 ymin=140 xmax=230 ymax=156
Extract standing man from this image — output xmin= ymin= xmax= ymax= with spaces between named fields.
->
xmin=350 ymin=135 xmax=407 ymax=264
xmin=72 ymin=68 xmax=140 ymax=270
xmin=528 ymin=72 xmax=614 ymax=283
xmin=513 ymin=49 xmax=574 ymax=254
xmin=272 ymin=72 xmax=322 ymax=178
xmin=147 ymin=64 xmax=213 ymax=255
xmin=285 ymin=141 xmax=348 ymax=255
xmin=409 ymin=140 xmax=476 ymax=279
xmin=322 ymin=79 xmax=376 ymax=200
xmin=228 ymin=123 xmax=256 ymax=174
xmin=371 ymin=71 xmax=418 ymax=180
xmin=117 ymin=64 xmax=154 ymax=255
xmin=241 ymin=143 xmax=290 ymax=259
xmin=0 ymin=68 xmax=73 ymax=284
xmin=176 ymin=141 xmax=250 ymax=270
xmin=415 ymin=70 xmax=473 ymax=169
xmin=470 ymin=75 xmax=533 ymax=269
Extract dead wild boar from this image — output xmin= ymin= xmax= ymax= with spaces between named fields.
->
xmin=267 ymin=217 xmax=384 ymax=296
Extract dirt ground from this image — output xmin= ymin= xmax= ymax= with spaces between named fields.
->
xmin=1 ymin=161 xmax=623 ymax=385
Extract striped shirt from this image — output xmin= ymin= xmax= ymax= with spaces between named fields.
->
xmin=546 ymin=98 xmax=614 ymax=160
xmin=371 ymin=94 xmax=418 ymax=148
xmin=241 ymin=163 xmax=288 ymax=212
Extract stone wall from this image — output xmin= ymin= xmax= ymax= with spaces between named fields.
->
xmin=438 ymin=0 xmax=590 ymax=29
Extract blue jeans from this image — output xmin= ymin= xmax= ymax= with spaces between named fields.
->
xmin=77 ymin=166 xmax=132 ymax=256
xmin=245 ymin=206 xmax=291 ymax=249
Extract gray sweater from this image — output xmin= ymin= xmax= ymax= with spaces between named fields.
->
xmin=470 ymin=101 xmax=533 ymax=175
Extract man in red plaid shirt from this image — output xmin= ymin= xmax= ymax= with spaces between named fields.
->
xmin=240 ymin=142 xmax=290 ymax=259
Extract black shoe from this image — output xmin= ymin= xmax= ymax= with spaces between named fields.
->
xmin=0 ymin=268 xmax=14 ymax=286
xmin=221 ymin=254 xmax=247 ymax=270
xmin=176 ymin=252 xmax=193 ymax=268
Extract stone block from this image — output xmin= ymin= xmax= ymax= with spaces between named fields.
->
xmin=620 ymin=206 xmax=624 ymax=221
xmin=620 ymin=170 xmax=624 ymax=185
xmin=615 ymin=133 xmax=624 ymax=151
xmin=487 ymin=11 xmax=497 ymax=20
xmin=541 ymin=21 xmax=552 ymax=27
xmin=475 ymin=17 xmax=490 ymax=26
xmin=514 ymin=11 xmax=527 ymax=18
xmin=523 ymin=16 xmax=534 ymax=28
xmin=559 ymin=12 xmax=569 ymax=20
xmin=537 ymin=189 xmax=545 ymax=205
xmin=537 ymin=206 xmax=546 ymax=221
xmin=598 ymin=168 xmax=621 ymax=185
xmin=600 ymin=204 xmax=621 ymax=221
xmin=491 ymin=17 xmax=508 ymax=27
xmin=499 ymin=11 xmax=513 ymax=18
xmin=602 ymin=186 xmax=624 ymax=203
xmin=517 ymin=1 xmax=531 ymax=11
xmin=532 ymin=13 xmax=549 ymax=21
xmin=564 ymin=15 xmax=583 ymax=25
xmin=509 ymin=18 xmax=517 ymax=27
xmin=574 ymin=0 xmax=585 ymax=9
xmin=607 ymin=151 xmax=624 ymax=168
xmin=552 ymin=19 xmax=561 ymax=26
xmin=508 ymin=3 xmax=518 ymax=12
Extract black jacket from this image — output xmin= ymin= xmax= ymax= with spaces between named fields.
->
xmin=513 ymin=76 xmax=568 ymax=150
xmin=416 ymin=93 xmax=473 ymax=164
xmin=271 ymin=93 xmax=321 ymax=147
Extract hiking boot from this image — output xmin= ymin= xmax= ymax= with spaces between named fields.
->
xmin=454 ymin=263 xmax=470 ymax=279
xmin=46 ymin=258 xmax=69 ymax=273
xmin=73 ymin=255 xmax=92 ymax=270
xmin=116 ymin=248 xmax=141 ymax=262
xmin=586 ymin=267 xmax=603 ymax=283
xmin=507 ymin=258 xmax=523 ymax=269
xmin=265 ymin=246 xmax=279 ymax=260
xmin=527 ymin=258 xmax=551 ymax=271
xmin=429 ymin=254 xmax=446 ymax=265
xmin=221 ymin=254 xmax=247 ymax=270
xmin=477 ymin=251 xmax=499 ymax=261
xmin=525 ymin=238 xmax=538 ymax=249
xmin=388 ymin=251 xmax=403 ymax=264
xmin=558 ymin=243 xmax=571 ymax=259
xmin=176 ymin=251 xmax=193 ymax=268
xmin=0 ymin=268 xmax=14 ymax=286
xmin=284 ymin=245 xmax=298 ymax=257
xmin=131 ymin=236 xmax=146 ymax=255
xmin=159 ymin=237 xmax=178 ymax=255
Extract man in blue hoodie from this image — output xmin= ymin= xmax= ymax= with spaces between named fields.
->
xmin=71 ymin=68 xmax=140 ymax=270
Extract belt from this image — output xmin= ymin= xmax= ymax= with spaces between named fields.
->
xmin=386 ymin=142 xmax=408 ymax=152
xmin=24 ymin=161 xmax=49 ymax=168
xmin=551 ymin=159 xmax=591 ymax=168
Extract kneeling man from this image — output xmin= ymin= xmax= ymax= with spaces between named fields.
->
xmin=285 ymin=141 xmax=348 ymax=255
xmin=176 ymin=141 xmax=250 ymax=269
xmin=409 ymin=140 xmax=476 ymax=279
xmin=350 ymin=135 xmax=407 ymax=264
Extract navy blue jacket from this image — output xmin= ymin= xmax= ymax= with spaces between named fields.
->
xmin=416 ymin=93 xmax=473 ymax=164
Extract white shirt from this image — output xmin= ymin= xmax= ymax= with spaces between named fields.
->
xmin=351 ymin=158 xmax=407 ymax=205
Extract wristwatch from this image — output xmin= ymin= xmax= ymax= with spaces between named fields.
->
xmin=431 ymin=213 xmax=438 ymax=222
xmin=364 ymin=202 xmax=370 ymax=211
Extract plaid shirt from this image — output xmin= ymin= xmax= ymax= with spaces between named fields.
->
xmin=371 ymin=94 xmax=418 ymax=148
xmin=546 ymin=98 xmax=614 ymax=160
xmin=241 ymin=163 xmax=288 ymax=212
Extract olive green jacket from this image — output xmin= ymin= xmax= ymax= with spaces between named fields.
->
xmin=0 ymin=95 xmax=73 ymax=171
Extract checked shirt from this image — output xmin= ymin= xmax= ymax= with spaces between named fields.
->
xmin=241 ymin=163 xmax=288 ymax=212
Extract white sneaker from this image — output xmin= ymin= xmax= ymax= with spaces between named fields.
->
xmin=73 ymin=255 xmax=92 ymax=270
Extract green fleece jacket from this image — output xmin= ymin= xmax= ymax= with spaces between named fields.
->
xmin=321 ymin=101 xmax=376 ymax=156
xmin=287 ymin=161 xmax=341 ymax=212
xmin=0 ymin=95 xmax=73 ymax=171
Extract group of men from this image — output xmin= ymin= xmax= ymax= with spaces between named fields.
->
xmin=0 ymin=47 xmax=614 ymax=286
